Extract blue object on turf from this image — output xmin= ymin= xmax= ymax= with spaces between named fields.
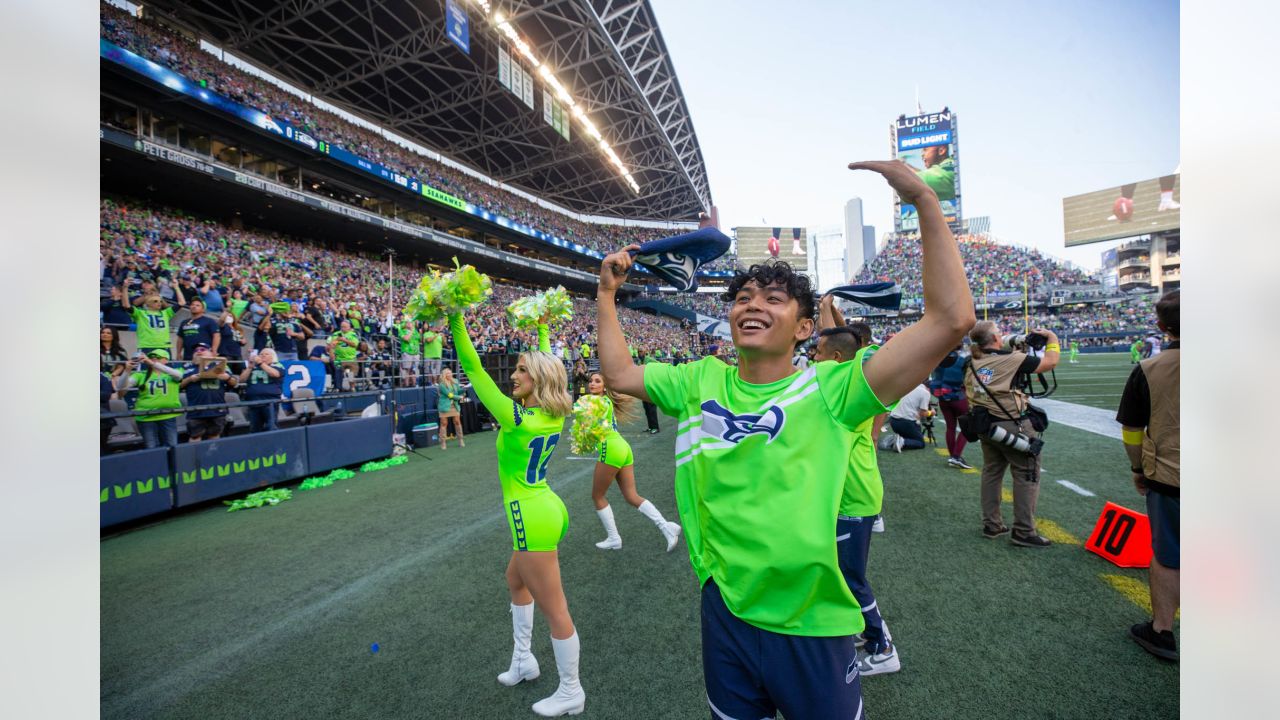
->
xmin=827 ymin=282 xmax=902 ymax=311
xmin=371 ymin=643 xmax=380 ymax=653
xmin=631 ymin=227 xmax=732 ymax=292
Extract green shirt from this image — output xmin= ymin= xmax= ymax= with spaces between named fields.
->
xmin=132 ymin=307 xmax=175 ymax=350
xmin=421 ymin=330 xmax=443 ymax=359
xmin=129 ymin=369 xmax=181 ymax=422
xmin=580 ymin=343 xmax=591 ymax=359
xmin=917 ymin=157 xmax=957 ymax=201
xmin=334 ymin=331 xmax=360 ymax=362
xmin=839 ymin=347 xmax=884 ymax=517
xmin=644 ymin=356 xmax=893 ymax=636
xmin=450 ymin=315 xmax=565 ymax=502
xmin=396 ymin=324 xmax=421 ymax=355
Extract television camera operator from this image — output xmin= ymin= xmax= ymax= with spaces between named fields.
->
xmin=963 ymin=321 xmax=1060 ymax=548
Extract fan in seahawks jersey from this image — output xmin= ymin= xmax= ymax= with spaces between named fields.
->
xmin=447 ymin=312 xmax=586 ymax=717
xmin=595 ymin=159 xmax=975 ymax=719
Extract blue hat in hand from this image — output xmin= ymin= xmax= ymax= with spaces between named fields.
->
xmin=827 ymin=282 xmax=902 ymax=311
xmin=631 ymin=227 xmax=732 ymax=292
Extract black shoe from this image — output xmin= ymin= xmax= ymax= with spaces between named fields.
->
xmin=1129 ymin=621 xmax=1178 ymax=661
xmin=1010 ymin=532 xmax=1052 ymax=548
xmin=982 ymin=525 xmax=1011 ymax=539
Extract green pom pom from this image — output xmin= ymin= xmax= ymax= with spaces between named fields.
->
xmin=402 ymin=259 xmax=492 ymax=321
xmin=570 ymin=395 xmax=613 ymax=454
xmin=506 ymin=286 xmax=574 ymax=332
xmin=225 ymin=487 xmax=292 ymax=512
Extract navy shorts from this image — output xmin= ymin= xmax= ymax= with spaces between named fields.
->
xmin=837 ymin=516 xmax=887 ymax=653
xmin=1146 ymin=490 xmax=1179 ymax=569
xmin=701 ymin=579 xmax=865 ymax=720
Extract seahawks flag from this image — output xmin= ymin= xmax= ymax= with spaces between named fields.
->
xmin=631 ymin=227 xmax=732 ymax=292
xmin=826 ymin=282 xmax=902 ymax=311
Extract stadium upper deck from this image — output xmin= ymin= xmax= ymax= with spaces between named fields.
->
xmin=134 ymin=0 xmax=712 ymax=221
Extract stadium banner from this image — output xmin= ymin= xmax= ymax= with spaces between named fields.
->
xmin=306 ymin=415 xmax=395 ymax=475
xmin=1063 ymin=175 xmax=1181 ymax=246
xmin=100 ymin=447 xmax=175 ymax=527
xmin=281 ymin=360 xmax=326 ymax=398
xmin=172 ymin=428 xmax=309 ymax=507
xmin=498 ymin=47 xmax=511 ymax=89
xmin=892 ymin=109 xmax=961 ymax=231
xmin=522 ymin=67 xmax=535 ymax=108
xmin=696 ymin=313 xmax=732 ymax=339
xmin=732 ymin=226 xmax=809 ymax=269
xmin=543 ymin=89 xmax=554 ymax=126
xmin=511 ymin=58 xmax=524 ymax=101
xmin=445 ymin=0 xmax=470 ymax=55
xmin=100 ymin=40 xmax=731 ymax=278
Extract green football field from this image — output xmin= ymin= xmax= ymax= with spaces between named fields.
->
xmin=101 ymin=351 xmax=1176 ymax=719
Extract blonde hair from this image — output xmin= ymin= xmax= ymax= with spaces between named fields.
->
xmin=590 ymin=372 xmax=637 ymax=425
xmin=518 ymin=351 xmax=573 ymax=418
xmin=440 ymin=367 xmax=455 ymax=384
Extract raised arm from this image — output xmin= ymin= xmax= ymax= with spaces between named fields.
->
xmin=447 ymin=312 xmax=514 ymax=426
xmin=853 ymin=161 xmax=976 ymax=404
xmin=818 ymin=294 xmax=846 ymax=331
xmin=537 ymin=324 xmax=551 ymax=353
xmin=595 ymin=246 xmax=650 ymax=401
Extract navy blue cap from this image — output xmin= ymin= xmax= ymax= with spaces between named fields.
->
xmin=631 ymin=227 xmax=732 ymax=292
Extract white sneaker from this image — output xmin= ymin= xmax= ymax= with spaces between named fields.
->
xmin=894 ymin=435 xmax=905 ymax=453
xmin=594 ymin=536 xmax=622 ymax=550
xmin=856 ymin=641 xmax=901 ymax=676
xmin=877 ymin=434 xmax=896 ymax=451
xmin=661 ymin=522 xmax=682 ymax=552
xmin=872 ymin=516 xmax=885 ymax=533
xmin=1158 ymin=198 xmax=1180 ymax=211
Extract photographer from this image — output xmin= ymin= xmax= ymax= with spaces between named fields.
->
xmin=886 ymin=383 xmax=934 ymax=453
xmin=964 ymin=321 xmax=1060 ymax=548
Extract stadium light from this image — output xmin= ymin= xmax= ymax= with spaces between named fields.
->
xmin=468 ymin=0 xmax=641 ymax=195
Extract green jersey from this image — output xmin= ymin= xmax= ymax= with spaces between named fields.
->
xmin=451 ymin=315 xmax=564 ymax=502
xmin=917 ymin=157 xmax=957 ymax=201
xmin=396 ymin=324 xmax=421 ymax=355
xmin=645 ymin=356 xmax=893 ymax=636
xmin=839 ymin=347 xmax=884 ymax=517
xmin=334 ymin=331 xmax=360 ymax=362
xmin=421 ymin=329 xmax=443 ymax=359
xmin=132 ymin=307 xmax=175 ymax=350
xmin=129 ymin=369 xmax=181 ymax=422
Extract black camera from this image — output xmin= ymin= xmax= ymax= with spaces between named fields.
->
xmin=1004 ymin=332 xmax=1048 ymax=351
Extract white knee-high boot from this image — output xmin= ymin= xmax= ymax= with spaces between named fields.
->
xmin=531 ymin=631 xmax=585 ymax=717
xmin=636 ymin=500 xmax=682 ymax=552
xmin=594 ymin=505 xmax=622 ymax=550
xmin=497 ymin=602 xmax=540 ymax=686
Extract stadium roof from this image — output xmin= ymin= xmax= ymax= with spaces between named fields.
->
xmin=144 ymin=0 xmax=713 ymax=221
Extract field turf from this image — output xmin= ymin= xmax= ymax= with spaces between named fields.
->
xmin=101 ymin=352 xmax=1176 ymax=719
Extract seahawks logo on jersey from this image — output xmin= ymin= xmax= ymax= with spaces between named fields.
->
xmin=636 ymin=252 xmax=697 ymax=291
xmin=699 ymin=400 xmax=785 ymax=444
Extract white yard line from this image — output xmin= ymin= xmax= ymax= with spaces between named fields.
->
xmin=1056 ymin=480 xmax=1097 ymax=497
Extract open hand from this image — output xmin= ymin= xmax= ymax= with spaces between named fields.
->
xmin=848 ymin=160 xmax=934 ymax=206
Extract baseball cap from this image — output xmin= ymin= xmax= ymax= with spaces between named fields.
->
xmin=193 ymin=343 xmax=211 ymax=351
xmin=146 ymin=349 xmax=171 ymax=359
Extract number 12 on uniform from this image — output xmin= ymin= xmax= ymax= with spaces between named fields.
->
xmin=525 ymin=433 xmax=560 ymax=484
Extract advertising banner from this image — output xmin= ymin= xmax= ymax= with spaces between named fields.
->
xmin=892 ymin=110 xmax=961 ymax=231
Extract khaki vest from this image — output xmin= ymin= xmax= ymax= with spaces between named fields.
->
xmin=964 ymin=351 xmax=1030 ymax=420
xmin=1139 ymin=348 xmax=1180 ymax=488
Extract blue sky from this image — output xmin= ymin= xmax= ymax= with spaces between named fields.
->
xmin=650 ymin=0 xmax=1179 ymax=269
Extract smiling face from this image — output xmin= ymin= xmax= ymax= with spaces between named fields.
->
xmin=588 ymin=373 xmax=605 ymax=396
xmin=729 ymin=280 xmax=812 ymax=357
xmin=100 ymin=327 xmax=114 ymax=344
xmin=510 ymin=357 xmax=534 ymax=402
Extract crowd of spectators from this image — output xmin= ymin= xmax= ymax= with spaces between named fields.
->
xmin=99 ymin=3 xmax=736 ymax=272
xmin=640 ymin=291 xmax=725 ymax=318
xmin=855 ymin=233 xmax=1096 ymax=306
